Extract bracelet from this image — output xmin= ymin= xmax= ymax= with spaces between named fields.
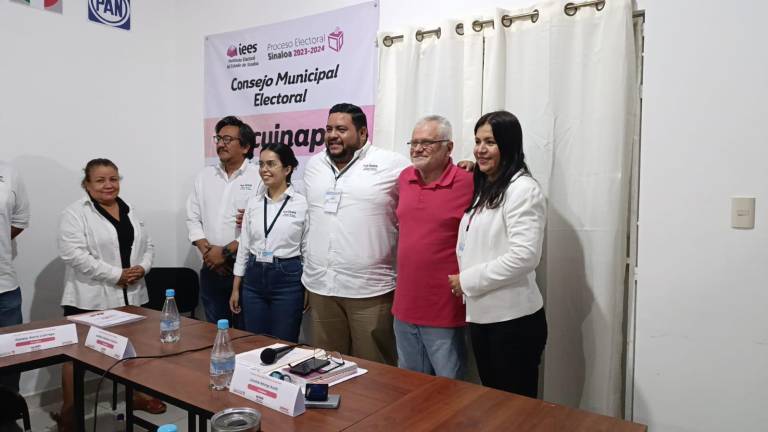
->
xmin=224 ymin=246 xmax=237 ymax=261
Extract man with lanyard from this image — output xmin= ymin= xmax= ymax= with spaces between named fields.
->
xmin=0 ymin=161 xmax=30 ymax=394
xmin=301 ymin=103 xmax=410 ymax=365
xmin=187 ymin=116 xmax=261 ymax=328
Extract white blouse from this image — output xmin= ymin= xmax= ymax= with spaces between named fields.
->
xmin=58 ymin=196 xmax=154 ymax=310
xmin=457 ymin=174 xmax=547 ymax=324
xmin=233 ymin=186 xmax=307 ymax=276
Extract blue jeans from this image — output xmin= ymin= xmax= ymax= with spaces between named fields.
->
xmin=241 ymin=256 xmax=304 ymax=342
xmin=393 ymin=317 xmax=466 ymax=379
xmin=199 ymin=266 xmax=241 ymax=329
xmin=0 ymin=287 xmax=23 ymax=391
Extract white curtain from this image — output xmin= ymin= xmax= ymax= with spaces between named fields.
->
xmin=375 ymin=0 xmax=637 ymax=417
xmin=374 ymin=18 xmax=483 ymax=159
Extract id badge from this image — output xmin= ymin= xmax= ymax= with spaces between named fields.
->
xmin=324 ymin=190 xmax=342 ymax=214
xmin=255 ymin=249 xmax=274 ymax=263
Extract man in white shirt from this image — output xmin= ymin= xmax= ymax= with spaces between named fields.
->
xmin=186 ymin=116 xmax=262 ymax=327
xmin=302 ymin=103 xmax=409 ymax=365
xmin=0 ymin=161 xmax=30 ymax=392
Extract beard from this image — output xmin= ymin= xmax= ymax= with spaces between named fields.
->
xmin=326 ymin=137 xmax=361 ymax=165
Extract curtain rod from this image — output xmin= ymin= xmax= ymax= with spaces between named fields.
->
xmin=381 ymin=1 xmax=642 ymax=48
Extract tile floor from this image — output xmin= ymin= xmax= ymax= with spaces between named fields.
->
xmin=13 ymin=386 xmax=194 ymax=431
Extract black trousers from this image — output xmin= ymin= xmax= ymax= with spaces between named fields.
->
xmin=469 ymin=308 xmax=547 ymax=398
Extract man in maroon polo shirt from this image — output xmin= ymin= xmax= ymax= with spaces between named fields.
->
xmin=392 ymin=115 xmax=474 ymax=379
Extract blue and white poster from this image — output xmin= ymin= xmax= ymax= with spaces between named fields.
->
xmin=88 ymin=0 xmax=131 ymax=31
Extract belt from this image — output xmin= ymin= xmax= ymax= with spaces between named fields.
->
xmin=248 ymin=254 xmax=300 ymax=263
xmin=274 ymin=256 xmax=300 ymax=262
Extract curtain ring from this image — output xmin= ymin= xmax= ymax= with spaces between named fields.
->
xmin=455 ymin=23 xmax=464 ymax=36
xmin=415 ymin=28 xmax=441 ymax=42
xmin=596 ymin=0 xmax=606 ymax=11
xmin=501 ymin=10 xmax=540 ymax=27
xmin=564 ymin=3 xmax=578 ymax=16
xmin=472 ymin=20 xmax=484 ymax=32
xmin=381 ymin=35 xmax=404 ymax=47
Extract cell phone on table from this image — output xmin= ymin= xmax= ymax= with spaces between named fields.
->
xmin=289 ymin=357 xmax=330 ymax=376
xmin=305 ymin=383 xmax=329 ymax=401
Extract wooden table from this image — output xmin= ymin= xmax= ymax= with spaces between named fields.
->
xmin=0 ymin=307 xmax=646 ymax=431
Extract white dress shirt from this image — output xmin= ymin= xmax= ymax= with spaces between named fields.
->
xmin=59 ymin=196 xmax=154 ymax=310
xmin=186 ymin=159 xmax=263 ymax=246
xmin=233 ymin=186 xmax=308 ymax=276
xmin=457 ymin=173 xmax=547 ymax=324
xmin=0 ymin=162 xmax=30 ymax=293
xmin=300 ymin=142 xmax=410 ymax=298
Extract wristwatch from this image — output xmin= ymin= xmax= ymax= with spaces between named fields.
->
xmin=223 ymin=246 xmax=237 ymax=261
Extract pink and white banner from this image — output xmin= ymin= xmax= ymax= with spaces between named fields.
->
xmin=204 ymin=2 xmax=379 ymax=184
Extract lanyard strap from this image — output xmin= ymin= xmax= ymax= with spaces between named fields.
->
xmin=328 ymin=155 xmax=360 ymax=182
xmin=264 ymin=195 xmax=291 ymax=240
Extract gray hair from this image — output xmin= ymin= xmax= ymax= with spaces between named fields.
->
xmin=414 ymin=115 xmax=453 ymax=141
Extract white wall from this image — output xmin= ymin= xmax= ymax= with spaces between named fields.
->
xmin=6 ymin=1 xmax=768 ymax=429
xmin=633 ymin=0 xmax=768 ymax=431
xmin=0 ymin=0 xmax=177 ymax=395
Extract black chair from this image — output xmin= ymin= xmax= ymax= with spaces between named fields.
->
xmin=0 ymin=385 xmax=31 ymax=432
xmin=111 ymin=267 xmax=201 ymax=410
xmin=144 ymin=267 xmax=200 ymax=318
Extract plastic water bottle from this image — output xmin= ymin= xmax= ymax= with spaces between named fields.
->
xmin=160 ymin=289 xmax=181 ymax=343
xmin=210 ymin=319 xmax=236 ymax=390
xmin=157 ymin=425 xmax=177 ymax=432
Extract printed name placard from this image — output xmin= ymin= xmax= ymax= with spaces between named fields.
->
xmin=230 ymin=365 xmax=305 ymax=417
xmin=84 ymin=327 xmax=136 ymax=360
xmin=0 ymin=324 xmax=78 ymax=357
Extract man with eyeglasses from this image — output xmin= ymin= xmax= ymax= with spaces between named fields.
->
xmin=391 ymin=115 xmax=473 ymax=379
xmin=301 ymin=103 xmax=410 ymax=365
xmin=186 ymin=116 xmax=262 ymax=328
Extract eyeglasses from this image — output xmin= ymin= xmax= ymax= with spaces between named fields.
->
xmin=258 ymin=160 xmax=282 ymax=169
xmin=406 ymin=140 xmax=450 ymax=150
xmin=212 ymin=135 xmax=241 ymax=145
xmin=286 ymin=350 xmax=345 ymax=375
xmin=314 ymin=350 xmax=345 ymax=374
xmin=269 ymin=370 xmax=294 ymax=383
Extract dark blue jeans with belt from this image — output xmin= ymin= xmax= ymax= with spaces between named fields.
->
xmin=241 ymin=255 xmax=304 ymax=342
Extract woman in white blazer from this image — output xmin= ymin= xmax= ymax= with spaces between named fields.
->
xmin=53 ymin=159 xmax=163 ymax=431
xmin=449 ymin=111 xmax=548 ymax=398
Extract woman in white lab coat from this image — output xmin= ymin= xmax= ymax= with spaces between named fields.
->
xmin=53 ymin=158 xmax=163 ymax=431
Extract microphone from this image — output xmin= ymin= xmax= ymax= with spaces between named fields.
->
xmin=260 ymin=344 xmax=298 ymax=365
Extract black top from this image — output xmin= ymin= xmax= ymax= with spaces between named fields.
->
xmin=90 ymin=195 xmax=134 ymax=305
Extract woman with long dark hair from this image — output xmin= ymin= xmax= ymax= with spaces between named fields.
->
xmin=448 ymin=111 xmax=548 ymax=397
xmin=229 ymin=143 xmax=307 ymax=341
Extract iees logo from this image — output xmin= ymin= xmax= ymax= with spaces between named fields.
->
xmin=88 ymin=0 xmax=131 ymax=31
xmin=328 ymin=28 xmax=344 ymax=52
xmin=226 ymin=42 xmax=258 ymax=58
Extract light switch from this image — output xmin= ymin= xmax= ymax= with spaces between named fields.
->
xmin=731 ymin=197 xmax=755 ymax=229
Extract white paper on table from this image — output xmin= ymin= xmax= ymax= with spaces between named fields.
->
xmin=67 ymin=309 xmax=145 ymax=328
